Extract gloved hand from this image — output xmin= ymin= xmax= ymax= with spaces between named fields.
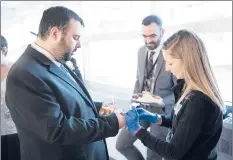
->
xmin=136 ymin=108 xmax=159 ymax=123
xmin=125 ymin=106 xmax=141 ymax=134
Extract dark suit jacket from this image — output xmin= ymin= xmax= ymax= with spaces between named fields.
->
xmin=5 ymin=45 xmax=119 ymax=160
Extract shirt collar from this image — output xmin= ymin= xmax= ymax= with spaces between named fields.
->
xmin=147 ymin=43 xmax=163 ymax=54
xmin=31 ymin=43 xmax=61 ymax=68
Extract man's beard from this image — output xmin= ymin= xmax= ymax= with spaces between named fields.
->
xmin=63 ymin=44 xmax=79 ymax=62
xmin=58 ymin=37 xmax=73 ymax=63
xmin=63 ymin=43 xmax=80 ymax=62
xmin=63 ymin=52 xmax=72 ymax=62
xmin=146 ymin=36 xmax=162 ymax=50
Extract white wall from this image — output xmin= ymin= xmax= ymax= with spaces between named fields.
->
xmin=1 ymin=1 xmax=232 ymax=101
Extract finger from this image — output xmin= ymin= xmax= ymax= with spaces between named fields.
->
xmin=138 ymin=93 xmax=143 ymax=97
xmin=104 ymin=109 xmax=109 ymax=115
xmin=127 ymin=110 xmax=136 ymax=117
xmin=125 ymin=111 xmax=131 ymax=117
xmin=132 ymin=95 xmax=138 ymax=99
xmin=99 ymin=110 xmax=104 ymax=116
xmin=136 ymin=108 xmax=143 ymax=114
xmin=131 ymin=106 xmax=137 ymax=112
xmin=107 ymin=110 xmax=112 ymax=114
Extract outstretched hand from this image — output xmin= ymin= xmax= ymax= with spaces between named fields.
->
xmin=136 ymin=108 xmax=159 ymax=124
xmin=125 ymin=106 xmax=141 ymax=134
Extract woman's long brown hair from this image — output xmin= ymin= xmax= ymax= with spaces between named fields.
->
xmin=163 ymin=29 xmax=225 ymax=112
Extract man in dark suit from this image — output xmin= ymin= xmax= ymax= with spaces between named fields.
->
xmin=5 ymin=6 xmax=125 ymax=160
xmin=116 ymin=15 xmax=176 ymax=160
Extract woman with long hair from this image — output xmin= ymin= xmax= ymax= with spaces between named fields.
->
xmin=125 ymin=29 xmax=225 ymax=160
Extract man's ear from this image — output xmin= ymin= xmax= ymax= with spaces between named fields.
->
xmin=50 ymin=27 xmax=62 ymax=41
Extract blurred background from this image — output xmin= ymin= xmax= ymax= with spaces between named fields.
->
xmin=1 ymin=1 xmax=232 ymax=159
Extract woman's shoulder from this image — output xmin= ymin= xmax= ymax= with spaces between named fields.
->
xmin=184 ymin=90 xmax=221 ymax=115
xmin=186 ymin=90 xmax=209 ymax=101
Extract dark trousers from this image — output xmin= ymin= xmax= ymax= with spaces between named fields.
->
xmin=1 ymin=133 xmax=21 ymax=160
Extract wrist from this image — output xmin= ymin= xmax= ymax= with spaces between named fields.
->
xmin=151 ymin=114 xmax=158 ymax=123
xmin=133 ymin=126 xmax=142 ymax=135
xmin=157 ymin=115 xmax=162 ymax=125
xmin=152 ymin=114 xmax=161 ymax=124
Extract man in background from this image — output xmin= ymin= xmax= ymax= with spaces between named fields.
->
xmin=1 ymin=35 xmax=20 ymax=160
xmin=1 ymin=35 xmax=17 ymax=135
xmin=1 ymin=35 xmax=10 ymax=81
xmin=6 ymin=6 xmax=125 ymax=160
xmin=116 ymin=15 xmax=176 ymax=160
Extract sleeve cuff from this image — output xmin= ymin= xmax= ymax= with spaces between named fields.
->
xmin=133 ymin=127 xmax=143 ymax=135
xmin=161 ymin=115 xmax=167 ymax=125
xmin=94 ymin=101 xmax=103 ymax=112
xmin=104 ymin=113 xmax=120 ymax=136
xmin=135 ymin=128 xmax=148 ymax=140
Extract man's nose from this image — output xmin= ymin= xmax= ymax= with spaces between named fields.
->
xmin=145 ymin=37 xmax=152 ymax=44
xmin=76 ymin=40 xmax=81 ymax=48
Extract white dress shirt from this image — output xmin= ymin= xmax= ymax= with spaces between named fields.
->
xmin=31 ymin=43 xmax=77 ymax=83
xmin=31 ymin=43 xmax=61 ymax=68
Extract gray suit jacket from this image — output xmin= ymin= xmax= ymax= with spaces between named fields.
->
xmin=134 ymin=46 xmax=176 ymax=116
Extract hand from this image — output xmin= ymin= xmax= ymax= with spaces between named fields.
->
xmin=99 ymin=103 xmax=115 ymax=116
xmin=125 ymin=106 xmax=141 ymax=134
xmin=136 ymin=108 xmax=159 ymax=124
xmin=115 ymin=109 xmax=126 ymax=129
xmin=131 ymin=93 xmax=143 ymax=99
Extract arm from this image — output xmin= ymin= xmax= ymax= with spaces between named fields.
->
xmin=135 ymin=98 xmax=205 ymax=159
xmin=160 ymin=110 xmax=174 ymax=128
xmin=6 ymin=71 xmax=120 ymax=145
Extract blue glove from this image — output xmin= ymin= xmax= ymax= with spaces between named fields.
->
xmin=136 ymin=108 xmax=159 ymax=123
xmin=125 ymin=106 xmax=141 ymax=134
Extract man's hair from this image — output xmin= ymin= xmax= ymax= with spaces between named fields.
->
xmin=142 ymin=15 xmax=162 ymax=28
xmin=38 ymin=6 xmax=85 ymax=39
xmin=1 ymin=35 xmax=8 ymax=48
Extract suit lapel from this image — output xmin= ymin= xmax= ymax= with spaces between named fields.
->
xmin=63 ymin=64 xmax=98 ymax=115
xmin=49 ymin=64 xmax=97 ymax=115
xmin=25 ymin=45 xmax=97 ymax=115
xmin=153 ymin=51 xmax=164 ymax=81
xmin=150 ymin=51 xmax=164 ymax=92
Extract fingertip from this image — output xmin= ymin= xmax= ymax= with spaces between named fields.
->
xmin=132 ymin=106 xmax=137 ymax=111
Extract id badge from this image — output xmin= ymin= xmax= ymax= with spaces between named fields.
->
xmin=174 ymin=103 xmax=183 ymax=115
